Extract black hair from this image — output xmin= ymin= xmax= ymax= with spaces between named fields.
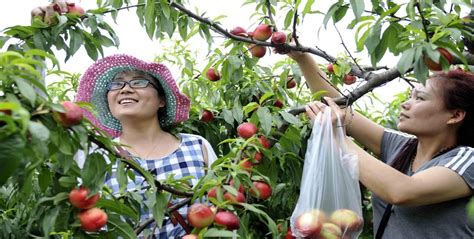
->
xmin=389 ymin=69 xmax=474 ymax=172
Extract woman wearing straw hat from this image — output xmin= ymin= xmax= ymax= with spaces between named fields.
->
xmin=76 ymin=54 xmax=217 ymax=238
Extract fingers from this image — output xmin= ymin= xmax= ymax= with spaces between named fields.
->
xmin=323 ymin=97 xmax=347 ymax=126
xmin=305 ymin=101 xmax=327 ymax=121
xmin=323 ymin=97 xmax=338 ymax=109
xmin=323 ymin=97 xmax=343 ymax=116
xmin=305 ymin=105 xmax=316 ymax=121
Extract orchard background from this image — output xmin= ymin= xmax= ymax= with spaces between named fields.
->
xmin=1 ymin=0 xmax=474 ymax=238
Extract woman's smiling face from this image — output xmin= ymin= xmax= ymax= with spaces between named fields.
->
xmin=107 ymin=70 xmax=165 ymax=122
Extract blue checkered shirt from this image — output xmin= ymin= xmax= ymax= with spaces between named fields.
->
xmin=105 ymin=133 xmax=208 ymax=238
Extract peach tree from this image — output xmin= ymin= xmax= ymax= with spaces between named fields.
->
xmin=1 ymin=0 xmax=474 ymax=238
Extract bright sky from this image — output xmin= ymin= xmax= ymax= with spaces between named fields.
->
xmin=1 ymin=1 xmax=410 ymax=102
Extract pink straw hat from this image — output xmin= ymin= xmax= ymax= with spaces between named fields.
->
xmin=75 ymin=54 xmax=190 ymax=137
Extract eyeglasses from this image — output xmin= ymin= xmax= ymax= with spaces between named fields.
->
xmin=107 ymin=79 xmax=157 ymax=91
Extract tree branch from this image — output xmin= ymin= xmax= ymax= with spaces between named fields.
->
xmin=415 ymin=2 xmax=431 ymax=43
xmin=292 ymin=0 xmax=300 ymax=46
xmin=334 ymin=24 xmax=364 ymax=72
xmin=269 ymin=67 xmax=402 ymax=146
xmin=134 ymin=198 xmax=192 ymax=234
xmin=265 ymin=0 xmax=277 ymax=32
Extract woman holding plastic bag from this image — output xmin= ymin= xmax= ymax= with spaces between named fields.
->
xmin=289 ymin=51 xmax=474 ymax=239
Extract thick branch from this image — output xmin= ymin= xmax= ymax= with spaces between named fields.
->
xmin=269 ymin=67 xmax=401 ymax=146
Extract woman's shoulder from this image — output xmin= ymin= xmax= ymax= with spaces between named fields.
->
xmin=441 ymin=146 xmax=474 ymax=172
xmin=179 ymin=133 xmax=208 ymax=143
xmin=383 ymin=128 xmax=416 ymax=140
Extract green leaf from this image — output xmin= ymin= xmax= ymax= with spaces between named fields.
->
xmin=99 ymin=35 xmax=115 ymax=47
xmin=178 ymin=16 xmax=189 ymax=40
xmin=96 ymin=198 xmax=139 ymax=221
xmin=243 ymin=102 xmax=260 ymax=116
xmin=145 ymin=190 xmax=169 ymax=228
xmin=14 ymin=78 xmax=36 ymax=106
xmin=324 ymin=3 xmax=341 ymax=28
xmin=259 ymin=92 xmax=275 ymax=105
xmin=106 ymin=213 xmax=137 ymax=239
xmin=116 ymin=161 xmax=128 ymax=193
xmin=160 ymin=0 xmax=171 ymax=18
xmin=371 ymin=23 xmax=394 ymax=65
xmin=42 ymin=207 xmax=60 ymax=236
xmin=160 ymin=14 xmax=175 ymax=38
xmin=350 ymin=0 xmax=365 ymax=20
xmin=303 ymin=0 xmax=315 ymax=15
xmin=240 ymin=203 xmax=278 ymax=235
xmin=365 ymin=23 xmax=381 ymax=54
xmin=203 ymin=228 xmax=237 ymax=237
xmin=355 ymin=23 xmax=371 ymax=52
xmin=145 ymin=0 xmax=157 ymax=39
xmin=53 ymin=192 xmax=70 ymax=205
xmin=406 ymin=0 xmax=416 ymax=19
xmin=38 ymin=168 xmax=52 ymax=192
xmin=280 ymin=111 xmax=302 ymax=127
xmin=25 ymin=49 xmax=59 ymax=67
xmin=385 ymin=23 xmax=403 ymax=54
xmin=256 ymin=107 xmax=272 ymax=135
xmin=28 ymin=121 xmax=50 ymax=142
xmin=221 ymin=109 xmax=234 ymax=125
xmin=33 ymin=32 xmax=47 ymax=51
xmin=0 ymin=134 xmax=25 ymax=186
xmin=284 ymin=9 xmax=294 ymax=29
xmin=84 ymin=37 xmax=99 ymax=61
xmin=232 ymin=100 xmax=243 ymax=124
xmin=333 ymin=4 xmax=350 ymax=24
xmin=81 ymin=153 xmax=107 ymax=192
xmin=58 ymin=176 xmax=77 ymax=188
xmin=413 ymin=52 xmax=429 ymax=84
xmin=396 ymin=48 xmax=415 ymax=74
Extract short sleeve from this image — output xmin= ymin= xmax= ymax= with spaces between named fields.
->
xmin=180 ymin=133 xmax=217 ymax=168
xmin=443 ymin=147 xmax=474 ymax=189
xmin=380 ymin=128 xmax=416 ymax=163
xmin=200 ymin=136 xmax=218 ymax=168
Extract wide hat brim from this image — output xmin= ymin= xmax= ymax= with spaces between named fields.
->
xmin=75 ymin=54 xmax=190 ymax=137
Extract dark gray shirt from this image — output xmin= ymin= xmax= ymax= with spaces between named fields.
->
xmin=372 ymin=129 xmax=474 ymax=239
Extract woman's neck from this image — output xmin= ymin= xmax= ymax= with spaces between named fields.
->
xmin=119 ymin=121 xmax=180 ymax=159
xmin=415 ymin=133 xmax=457 ymax=161
xmin=119 ymin=119 xmax=165 ymax=144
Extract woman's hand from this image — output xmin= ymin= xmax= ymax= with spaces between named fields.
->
xmin=305 ymin=97 xmax=348 ymax=129
xmin=287 ymin=48 xmax=310 ymax=62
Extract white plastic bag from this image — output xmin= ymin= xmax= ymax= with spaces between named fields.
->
xmin=290 ymin=107 xmax=363 ymax=239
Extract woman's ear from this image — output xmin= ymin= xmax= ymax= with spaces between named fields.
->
xmin=447 ymin=109 xmax=466 ymax=125
xmin=158 ymin=96 xmax=166 ymax=109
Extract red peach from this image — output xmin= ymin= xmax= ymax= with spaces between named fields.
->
xmin=253 ymin=24 xmax=272 ymax=41
xmin=187 ymin=203 xmax=215 ymax=228
xmin=79 ymin=208 xmax=107 ymax=232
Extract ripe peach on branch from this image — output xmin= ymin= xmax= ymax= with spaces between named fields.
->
xmin=79 ymin=208 xmax=107 ymax=232
xmin=69 ymin=186 xmax=100 ymax=209
xmin=54 ymin=101 xmax=83 ymax=127
xmin=187 ymin=203 xmax=215 ymax=228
